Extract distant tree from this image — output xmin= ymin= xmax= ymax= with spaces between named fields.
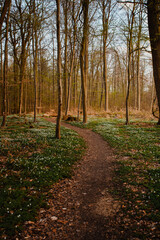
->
xmin=147 ymin=0 xmax=160 ymax=124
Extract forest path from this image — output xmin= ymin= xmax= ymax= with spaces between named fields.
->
xmin=22 ymin=119 xmax=120 ymax=240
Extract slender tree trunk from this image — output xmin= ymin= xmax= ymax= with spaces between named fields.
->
xmin=52 ymin=35 xmax=55 ymax=108
xmin=1 ymin=2 xmax=11 ymax=127
xmin=63 ymin=0 xmax=68 ymax=111
xmin=80 ymin=0 xmax=89 ymax=123
xmin=103 ymin=35 xmax=108 ymax=111
xmin=19 ymin=59 xmax=26 ymax=115
xmin=65 ymin=35 xmax=76 ymax=115
xmin=13 ymin=56 xmax=18 ymax=113
xmin=24 ymin=81 xmax=27 ymax=114
xmin=85 ymin=35 xmax=89 ymax=109
xmin=56 ymin=0 xmax=62 ymax=139
xmin=1 ymin=38 xmax=8 ymax=126
xmin=77 ymin=87 xmax=82 ymax=121
xmin=0 ymin=35 xmax=3 ymax=116
xmin=136 ymin=49 xmax=141 ymax=111
xmin=101 ymin=0 xmax=111 ymax=112
xmin=73 ymin=58 xmax=76 ymax=109
xmin=38 ymin=42 xmax=42 ymax=113
xmin=33 ymin=0 xmax=38 ymax=122
xmin=125 ymin=2 xmax=135 ymax=125
xmin=136 ymin=2 xmax=142 ymax=111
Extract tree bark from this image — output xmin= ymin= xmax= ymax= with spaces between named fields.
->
xmin=102 ymin=1 xmax=109 ymax=112
xmin=65 ymin=1 xmax=77 ymax=116
xmin=0 ymin=34 xmax=3 ymax=116
xmin=147 ymin=0 xmax=160 ymax=124
xmin=52 ymin=34 xmax=55 ymax=107
xmin=33 ymin=0 xmax=38 ymax=122
xmin=56 ymin=0 xmax=62 ymax=139
xmin=125 ymin=1 xmax=136 ymax=125
xmin=1 ymin=2 xmax=11 ymax=127
xmin=63 ymin=0 xmax=68 ymax=111
xmin=136 ymin=1 xmax=142 ymax=111
xmin=80 ymin=0 xmax=89 ymax=123
xmin=0 ymin=0 xmax=11 ymax=34
xmin=100 ymin=0 xmax=111 ymax=112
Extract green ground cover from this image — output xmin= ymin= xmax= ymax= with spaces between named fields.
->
xmin=70 ymin=117 xmax=160 ymax=238
xmin=0 ymin=116 xmax=85 ymax=239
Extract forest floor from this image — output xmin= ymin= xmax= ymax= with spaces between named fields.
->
xmin=1 ymin=115 xmax=159 ymax=239
xmin=21 ymin=119 xmax=123 ymax=240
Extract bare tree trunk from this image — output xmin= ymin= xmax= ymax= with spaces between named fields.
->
xmin=77 ymin=87 xmax=82 ymax=121
xmin=0 ymin=0 xmax=11 ymax=33
xmin=136 ymin=1 xmax=142 ymax=111
xmin=52 ymin=34 xmax=55 ymax=108
xmin=147 ymin=0 xmax=160 ymax=124
xmin=103 ymin=31 xmax=108 ymax=112
xmin=65 ymin=34 xmax=76 ymax=115
xmin=80 ymin=0 xmax=89 ymax=123
xmin=63 ymin=0 xmax=68 ymax=111
xmin=24 ymin=81 xmax=27 ymax=114
xmin=13 ymin=56 xmax=18 ymax=113
xmin=56 ymin=0 xmax=62 ymax=139
xmin=101 ymin=0 xmax=111 ymax=112
xmin=1 ymin=2 xmax=11 ymax=127
xmin=73 ymin=58 xmax=76 ymax=109
xmin=19 ymin=60 xmax=26 ymax=115
xmin=33 ymin=0 xmax=38 ymax=122
xmin=150 ymin=75 xmax=155 ymax=113
xmin=38 ymin=42 xmax=42 ymax=113
xmin=0 ymin=35 xmax=3 ymax=115
xmin=125 ymin=2 xmax=135 ymax=125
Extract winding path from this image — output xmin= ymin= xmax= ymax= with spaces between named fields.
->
xmin=22 ymin=119 xmax=120 ymax=240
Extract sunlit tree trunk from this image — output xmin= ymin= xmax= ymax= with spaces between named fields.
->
xmin=63 ymin=0 xmax=68 ymax=111
xmin=80 ymin=0 xmax=89 ymax=123
xmin=52 ymin=34 xmax=55 ymax=108
xmin=65 ymin=1 xmax=77 ymax=116
xmin=56 ymin=0 xmax=62 ymax=139
xmin=101 ymin=0 xmax=111 ymax=112
xmin=1 ymin=2 xmax=11 ymax=127
xmin=33 ymin=0 xmax=38 ymax=122
xmin=136 ymin=1 xmax=142 ymax=111
xmin=126 ymin=1 xmax=136 ymax=125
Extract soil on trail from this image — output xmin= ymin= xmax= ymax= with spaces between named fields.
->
xmin=22 ymin=119 xmax=121 ymax=240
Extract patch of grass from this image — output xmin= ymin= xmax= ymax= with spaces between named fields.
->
xmin=0 ymin=116 xmax=85 ymax=239
xmin=70 ymin=117 xmax=160 ymax=238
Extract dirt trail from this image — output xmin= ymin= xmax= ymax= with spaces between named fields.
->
xmin=22 ymin=119 xmax=120 ymax=240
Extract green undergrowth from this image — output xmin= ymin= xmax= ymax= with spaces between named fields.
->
xmin=0 ymin=115 xmax=85 ymax=239
xmin=70 ymin=117 xmax=160 ymax=238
